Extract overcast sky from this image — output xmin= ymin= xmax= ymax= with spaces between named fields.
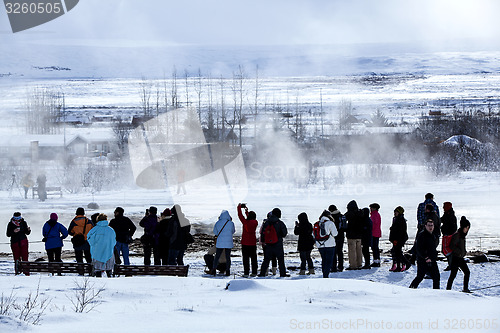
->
xmin=2 ymin=0 xmax=500 ymax=47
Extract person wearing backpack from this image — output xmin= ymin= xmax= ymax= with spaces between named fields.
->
xmin=446 ymin=217 xmax=471 ymax=293
xmin=212 ymin=210 xmax=235 ymax=276
xmin=329 ymin=205 xmax=346 ymax=272
xmin=68 ymin=207 xmax=94 ymax=268
xmin=294 ymin=212 xmax=315 ymax=275
xmin=344 ymin=200 xmax=364 ymax=270
xmin=237 ymin=203 xmax=259 ymax=277
xmin=167 ymin=204 xmax=191 ymax=266
xmin=369 ymin=203 xmax=382 ymax=267
xmin=441 ymin=202 xmax=457 ymax=271
xmin=314 ymin=211 xmax=338 ymax=278
xmin=259 ymin=212 xmax=278 ymax=275
xmin=258 ymin=208 xmax=288 ymax=277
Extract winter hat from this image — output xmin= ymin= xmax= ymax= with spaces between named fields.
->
xmin=76 ymin=207 xmax=85 ymax=216
xmin=50 ymin=213 xmax=58 ymax=221
xmin=425 ymin=193 xmax=434 ymax=199
xmin=272 ymin=208 xmax=282 ymax=219
xmin=115 ymin=207 xmax=124 ymax=215
xmin=12 ymin=212 xmax=22 ymax=220
xmin=369 ymin=203 xmax=380 ymax=210
xmin=443 ymin=202 xmax=453 ymax=212
xmin=328 ymin=204 xmax=337 ymax=212
xmin=162 ymin=208 xmax=172 ymax=217
xmin=394 ymin=206 xmax=404 ymax=214
xmin=460 ymin=216 xmax=471 ymax=229
xmin=149 ymin=206 xmax=158 ymax=215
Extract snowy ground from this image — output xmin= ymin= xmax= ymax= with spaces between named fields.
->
xmin=1 ymin=169 xmax=500 ymax=332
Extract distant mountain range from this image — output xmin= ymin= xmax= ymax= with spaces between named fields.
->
xmin=1 ymin=41 xmax=500 ymax=79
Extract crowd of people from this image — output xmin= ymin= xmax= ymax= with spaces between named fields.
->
xmin=5 ymin=193 xmax=472 ymax=291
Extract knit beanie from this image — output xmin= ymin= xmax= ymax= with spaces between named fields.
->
xmin=50 ymin=213 xmax=58 ymax=221
xmin=460 ymin=216 xmax=471 ymax=229
xmin=395 ymin=206 xmax=404 ymax=214
xmin=272 ymin=208 xmax=281 ymax=219
xmin=443 ymin=202 xmax=453 ymax=213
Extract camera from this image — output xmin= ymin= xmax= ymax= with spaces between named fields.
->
xmin=240 ymin=203 xmax=247 ymax=209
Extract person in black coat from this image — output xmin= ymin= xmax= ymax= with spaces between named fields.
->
xmin=166 ymin=204 xmax=191 ymax=265
xmin=329 ymin=205 xmax=345 ymax=272
xmin=388 ymin=206 xmax=409 ymax=272
xmin=344 ymin=200 xmax=364 ymax=270
xmin=361 ymin=208 xmax=373 ymax=269
xmin=409 ymin=219 xmax=440 ymax=289
xmin=258 ymin=208 xmax=289 ymax=277
xmin=446 ymin=217 xmax=471 ymax=293
xmin=156 ymin=208 xmax=173 ymax=265
xmin=424 ymin=204 xmax=441 ymax=247
xmin=441 ymin=202 xmax=457 ymax=271
xmin=109 ymin=207 xmax=136 ymax=266
xmin=294 ymin=212 xmax=315 ymax=275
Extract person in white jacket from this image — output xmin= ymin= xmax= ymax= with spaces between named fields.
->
xmin=212 ymin=210 xmax=235 ymax=276
xmin=315 ymin=210 xmax=338 ymax=278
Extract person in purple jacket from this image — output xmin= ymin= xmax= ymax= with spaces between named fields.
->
xmin=139 ymin=206 xmax=160 ymax=265
xmin=42 ymin=213 xmax=69 ymax=263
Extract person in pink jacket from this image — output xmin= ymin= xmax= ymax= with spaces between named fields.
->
xmin=369 ymin=203 xmax=382 ymax=267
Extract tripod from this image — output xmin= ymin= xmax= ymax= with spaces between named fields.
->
xmin=8 ymin=174 xmax=24 ymax=199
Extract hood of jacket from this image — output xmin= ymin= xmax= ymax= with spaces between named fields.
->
xmin=47 ymin=219 xmax=57 ymax=227
xmin=347 ymin=200 xmax=359 ymax=213
xmin=297 ymin=212 xmax=309 ymax=224
xmin=96 ymin=220 xmax=109 ymax=227
xmin=218 ymin=210 xmax=231 ymax=223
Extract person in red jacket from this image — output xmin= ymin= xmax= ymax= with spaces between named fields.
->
xmin=237 ymin=203 xmax=259 ymax=277
xmin=369 ymin=203 xmax=382 ymax=267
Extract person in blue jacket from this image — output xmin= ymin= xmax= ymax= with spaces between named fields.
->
xmin=87 ymin=213 xmax=116 ymax=277
xmin=212 ymin=210 xmax=235 ymax=276
xmin=42 ymin=213 xmax=68 ymax=262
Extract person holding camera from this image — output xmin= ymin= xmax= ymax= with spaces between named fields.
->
xmin=42 ymin=213 xmax=68 ymax=263
xmin=68 ymin=207 xmax=94 ymax=268
xmin=237 ymin=203 xmax=259 ymax=277
xmin=409 ymin=219 xmax=440 ymax=289
xmin=7 ymin=212 xmax=31 ymax=275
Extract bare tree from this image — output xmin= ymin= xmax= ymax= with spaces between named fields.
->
xmin=25 ymin=87 xmax=63 ymax=134
xmin=67 ymin=277 xmax=105 ymax=313
xmin=139 ymin=77 xmax=152 ymax=117
xmin=339 ymin=98 xmax=354 ymax=130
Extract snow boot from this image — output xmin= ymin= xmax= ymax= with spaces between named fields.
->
xmin=401 ymin=264 xmax=406 ymax=271
xmin=308 ymin=268 xmax=315 ymax=275
xmin=298 ymin=269 xmax=306 ymax=275
xmin=389 ymin=264 xmax=397 ymax=272
xmin=370 ymin=260 xmax=381 ymax=267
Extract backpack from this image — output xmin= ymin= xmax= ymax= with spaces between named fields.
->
xmin=442 ymin=232 xmax=455 ymax=256
xmin=263 ymin=223 xmax=279 ymax=244
xmin=338 ymin=215 xmax=348 ymax=232
xmin=313 ymin=221 xmax=329 ymax=242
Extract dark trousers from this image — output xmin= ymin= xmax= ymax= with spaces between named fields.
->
xmin=410 ymin=259 xmax=440 ymax=289
xmin=371 ymin=237 xmax=380 ymax=261
xmin=362 ymin=244 xmax=370 ymax=266
xmin=204 ymin=254 xmax=227 ymax=273
xmin=259 ymin=243 xmax=286 ymax=277
xmin=75 ymin=249 xmax=92 ymax=263
xmin=242 ymin=245 xmax=258 ymax=275
xmin=299 ymin=250 xmax=314 ymax=270
xmin=318 ymin=247 xmax=335 ymax=278
xmin=143 ymin=243 xmax=161 ymax=265
xmin=332 ymin=236 xmax=344 ymax=271
xmin=168 ymin=249 xmax=185 ymax=265
xmin=446 ymin=256 xmax=470 ymax=290
xmin=391 ymin=243 xmax=408 ymax=268
xmin=47 ymin=247 xmax=62 ymax=262
xmin=213 ymin=248 xmax=231 ymax=275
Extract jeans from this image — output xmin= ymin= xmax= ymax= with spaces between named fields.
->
xmin=115 ymin=241 xmax=130 ymax=265
xmin=299 ymin=250 xmax=314 ymax=270
xmin=168 ymin=249 xmax=185 ymax=265
xmin=259 ymin=243 xmax=286 ymax=277
xmin=318 ymin=247 xmax=335 ymax=278
xmin=332 ymin=235 xmax=344 ymax=271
